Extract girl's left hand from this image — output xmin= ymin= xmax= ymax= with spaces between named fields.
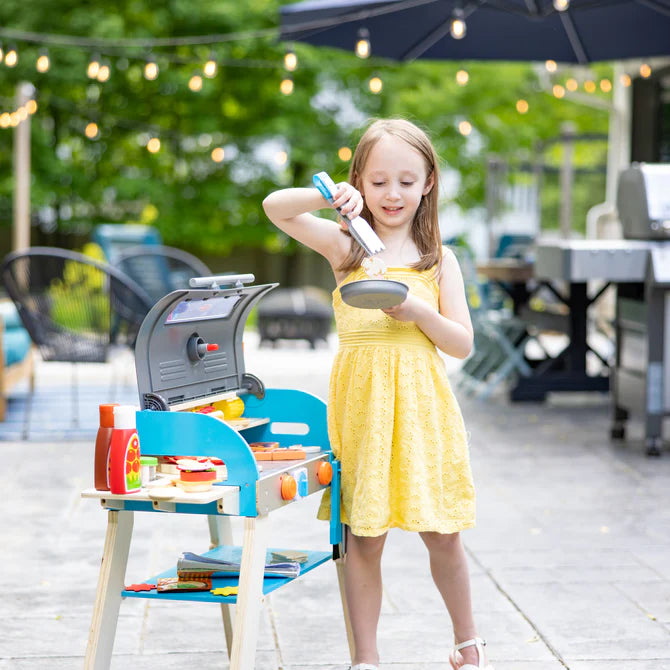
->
xmin=381 ymin=292 xmax=428 ymax=322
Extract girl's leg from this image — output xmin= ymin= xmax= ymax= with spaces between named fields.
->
xmin=419 ymin=531 xmax=484 ymax=667
xmin=344 ymin=526 xmax=387 ymax=666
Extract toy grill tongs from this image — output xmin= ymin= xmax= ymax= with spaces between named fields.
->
xmin=313 ymin=172 xmax=385 ymax=257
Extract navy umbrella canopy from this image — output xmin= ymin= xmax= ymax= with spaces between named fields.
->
xmin=280 ymin=0 xmax=670 ymax=64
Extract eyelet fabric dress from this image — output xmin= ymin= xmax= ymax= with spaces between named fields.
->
xmin=318 ymin=265 xmax=476 ymax=537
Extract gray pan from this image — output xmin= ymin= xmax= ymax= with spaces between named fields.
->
xmin=339 ymin=279 xmax=409 ymax=309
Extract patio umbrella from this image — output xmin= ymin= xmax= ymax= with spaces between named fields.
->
xmin=279 ymin=0 xmax=670 ymax=64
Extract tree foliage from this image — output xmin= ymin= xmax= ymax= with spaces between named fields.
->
xmin=0 ymin=0 xmax=611 ymax=259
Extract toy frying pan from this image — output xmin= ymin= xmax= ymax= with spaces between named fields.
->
xmin=339 ymin=279 xmax=409 ymax=309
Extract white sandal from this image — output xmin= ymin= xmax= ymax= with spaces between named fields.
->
xmin=449 ymin=637 xmax=494 ymax=670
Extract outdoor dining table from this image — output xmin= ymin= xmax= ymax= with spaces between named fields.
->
xmin=476 ymin=255 xmax=611 ymax=402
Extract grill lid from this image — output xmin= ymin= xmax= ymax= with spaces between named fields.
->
xmin=134 ymin=274 xmax=277 ymax=410
xmin=617 ymin=163 xmax=670 ymax=240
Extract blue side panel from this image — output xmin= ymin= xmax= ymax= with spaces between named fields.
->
xmin=330 ymin=459 xmax=342 ymax=546
xmin=136 ymin=410 xmax=259 ymax=516
xmin=121 ymin=546 xmax=332 ymax=603
xmin=242 ymin=389 xmax=331 ymax=451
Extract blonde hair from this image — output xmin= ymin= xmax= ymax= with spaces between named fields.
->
xmin=338 ymin=118 xmax=442 ymax=274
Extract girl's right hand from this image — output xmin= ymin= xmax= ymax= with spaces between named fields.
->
xmin=330 ymin=182 xmax=364 ymax=221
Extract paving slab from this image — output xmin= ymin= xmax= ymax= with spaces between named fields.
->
xmin=2 ymin=335 xmax=670 ymax=669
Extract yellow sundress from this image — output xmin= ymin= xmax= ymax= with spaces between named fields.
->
xmin=318 ymin=265 xmax=476 ymax=537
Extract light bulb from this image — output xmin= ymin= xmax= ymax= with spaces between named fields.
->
xmin=275 ymin=151 xmax=288 ymax=166
xmin=566 ymin=77 xmax=578 ymax=91
xmin=204 ymin=57 xmax=217 ymax=78
xmin=640 ymin=63 xmax=652 ymax=78
xmin=553 ymin=84 xmax=566 ymax=98
xmin=147 ymin=137 xmax=161 ymax=153
xmin=5 ymin=46 xmax=18 ymax=67
xmin=458 ymin=120 xmax=472 ymax=136
xmin=85 ymin=122 xmax=99 ymax=139
xmin=97 ymin=63 xmax=111 ymax=82
xmin=284 ymin=49 xmax=297 ymax=71
xmin=26 ymin=100 xmax=37 ymax=114
xmin=516 ymin=99 xmax=529 ymax=114
xmin=0 ymin=113 xmax=10 ymax=128
xmin=456 ymin=69 xmax=469 ymax=85
xmin=584 ymin=80 xmax=596 ymax=93
xmin=189 ymin=74 xmax=203 ymax=91
xmin=620 ymin=73 xmax=632 ymax=87
xmin=355 ymin=28 xmax=371 ymax=58
xmin=36 ymin=51 xmax=50 ymax=73
xmin=87 ymin=56 xmax=100 ymax=79
xmin=144 ymin=60 xmax=159 ymax=80
xmin=338 ymin=146 xmax=352 ymax=161
xmin=600 ymin=78 xmax=612 ymax=92
xmin=553 ymin=0 xmax=570 ymax=10
xmin=545 ymin=59 xmax=557 ymax=72
xmin=369 ymin=76 xmax=383 ymax=94
xmin=449 ymin=11 xmax=466 ymax=40
xmin=211 ymin=147 xmax=225 ymax=162
xmin=280 ymin=76 xmax=294 ymax=95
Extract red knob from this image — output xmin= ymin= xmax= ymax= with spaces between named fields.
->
xmin=206 ymin=343 xmax=219 ymax=351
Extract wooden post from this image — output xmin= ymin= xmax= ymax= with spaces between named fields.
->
xmin=559 ymin=122 xmax=576 ymax=238
xmin=208 ymin=515 xmax=236 ymax=658
xmin=13 ymin=81 xmax=34 ymax=252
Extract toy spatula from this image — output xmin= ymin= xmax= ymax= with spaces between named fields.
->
xmin=313 ymin=172 xmax=385 ymax=257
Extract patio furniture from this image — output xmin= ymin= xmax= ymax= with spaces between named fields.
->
xmin=113 ymin=245 xmax=212 ymax=303
xmin=0 ymin=301 xmax=34 ymax=422
xmin=1 ymin=247 xmax=153 ymax=363
xmin=92 ymin=223 xmax=162 ymax=263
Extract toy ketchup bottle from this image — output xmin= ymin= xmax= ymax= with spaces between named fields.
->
xmin=94 ymin=403 xmax=118 ymax=491
xmin=109 ymin=405 xmax=142 ymax=494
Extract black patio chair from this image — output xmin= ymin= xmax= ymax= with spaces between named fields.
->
xmin=113 ymin=245 xmax=212 ymax=303
xmin=0 ymin=247 xmax=153 ymax=429
xmin=1 ymin=247 xmax=153 ymax=363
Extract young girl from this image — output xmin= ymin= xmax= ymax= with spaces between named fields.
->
xmin=263 ymin=118 xmax=492 ymax=670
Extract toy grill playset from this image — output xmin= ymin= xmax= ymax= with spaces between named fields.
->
xmin=82 ymin=274 xmax=349 ymax=670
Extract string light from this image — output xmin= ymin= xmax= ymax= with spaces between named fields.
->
xmin=552 ymin=0 xmax=570 ymax=11
xmin=640 ymin=63 xmax=652 ymax=78
xmin=545 ymin=60 xmax=557 ymax=73
xmin=553 ymin=84 xmax=566 ymax=98
xmin=456 ymin=69 xmax=469 ymax=86
xmin=144 ymin=56 xmax=159 ymax=80
xmin=355 ymin=28 xmax=371 ymax=58
xmin=449 ymin=9 xmax=467 ymax=40
xmin=368 ymin=76 xmax=383 ymax=94
xmin=211 ymin=147 xmax=225 ymax=162
xmin=146 ymin=137 xmax=161 ymax=153
xmin=620 ymin=73 xmax=632 ymax=87
xmin=0 ymin=99 xmax=38 ymax=130
xmin=458 ymin=120 xmax=472 ymax=136
xmin=516 ymin=99 xmax=529 ymax=114
xmin=85 ymin=122 xmax=99 ymax=139
xmin=87 ymin=55 xmax=100 ymax=79
xmin=26 ymin=100 xmax=37 ymax=114
xmin=36 ymin=49 xmax=50 ymax=73
xmin=338 ymin=146 xmax=352 ymax=161
xmin=280 ymin=75 xmax=294 ymax=95
xmin=5 ymin=45 xmax=18 ymax=67
xmin=275 ymin=150 xmax=288 ymax=166
xmin=600 ymin=78 xmax=612 ymax=92
xmin=188 ymin=73 xmax=203 ymax=91
xmin=584 ymin=79 xmax=596 ymax=93
xmin=203 ymin=55 xmax=217 ymax=78
xmin=284 ymin=49 xmax=297 ymax=72
xmin=97 ymin=60 xmax=111 ymax=82
xmin=565 ymin=77 xmax=578 ymax=91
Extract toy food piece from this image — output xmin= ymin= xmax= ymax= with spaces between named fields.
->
xmin=213 ymin=396 xmax=245 ymax=420
xmin=249 ymin=442 xmax=279 ymax=451
xmin=362 ymin=256 xmax=387 ymax=279
xmin=252 ymin=447 xmax=307 ymax=461
xmin=176 ymin=458 xmax=218 ymax=492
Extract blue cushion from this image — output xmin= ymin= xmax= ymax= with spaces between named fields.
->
xmin=3 ymin=329 xmax=31 ymax=367
xmin=0 ymin=302 xmax=22 ymax=330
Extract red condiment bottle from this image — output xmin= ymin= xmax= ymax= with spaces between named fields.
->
xmin=94 ymin=403 xmax=118 ymax=491
xmin=109 ymin=405 xmax=142 ymax=495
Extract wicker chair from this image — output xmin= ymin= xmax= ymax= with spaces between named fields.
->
xmin=113 ymin=245 xmax=212 ymax=303
xmin=0 ymin=247 xmax=153 ymax=364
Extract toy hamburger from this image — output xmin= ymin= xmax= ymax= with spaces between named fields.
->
xmin=175 ymin=458 xmax=217 ymax=492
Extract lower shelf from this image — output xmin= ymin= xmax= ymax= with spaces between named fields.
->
xmin=122 ymin=545 xmax=332 ymax=604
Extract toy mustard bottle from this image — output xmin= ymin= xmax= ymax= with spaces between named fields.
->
xmin=94 ymin=403 xmax=118 ymax=491
xmin=109 ymin=405 xmax=142 ymax=494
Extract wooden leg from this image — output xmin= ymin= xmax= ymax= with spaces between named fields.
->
xmin=85 ymin=509 xmax=133 ymax=670
xmin=208 ymin=515 xmax=235 ymax=658
xmin=229 ymin=515 xmax=269 ymax=670
xmin=335 ymin=554 xmax=356 ymax=662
